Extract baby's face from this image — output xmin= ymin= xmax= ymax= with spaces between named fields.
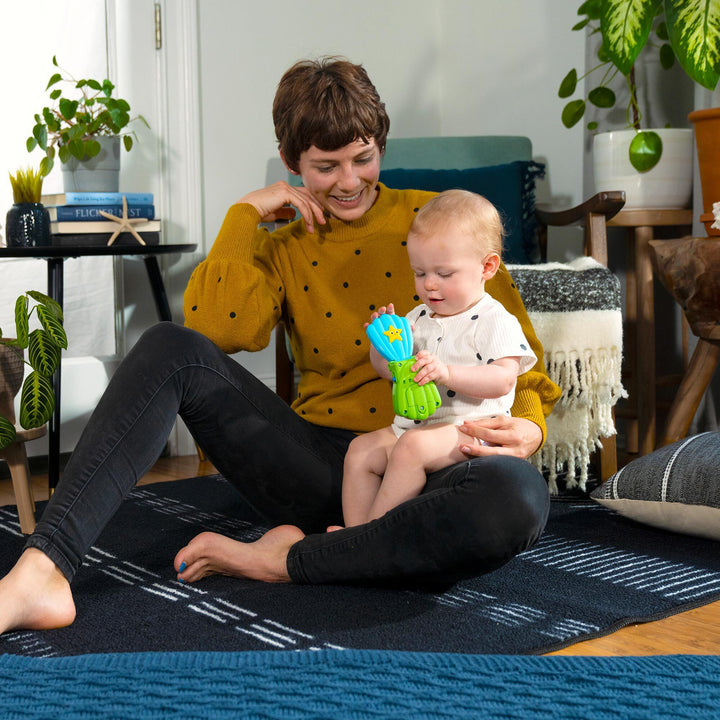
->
xmin=407 ymin=228 xmax=489 ymax=317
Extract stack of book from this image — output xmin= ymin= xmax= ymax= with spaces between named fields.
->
xmin=42 ymin=191 xmax=160 ymax=246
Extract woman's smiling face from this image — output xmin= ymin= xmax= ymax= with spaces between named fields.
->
xmin=294 ymin=138 xmax=381 ymax=222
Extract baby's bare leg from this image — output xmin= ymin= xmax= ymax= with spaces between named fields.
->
xmin=340 ymin=427 xmax=397 ymax=528
xmin=368 ymin=424 xmax=472 ymax=522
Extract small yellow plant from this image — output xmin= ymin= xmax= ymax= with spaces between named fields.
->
xmin=9 ymin=166 xmax=44 ymax=204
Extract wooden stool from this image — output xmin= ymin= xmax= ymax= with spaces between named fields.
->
xmin=0 ymin=343 xmax=44 ymax=534
xmin=651 ymin=237 xmax=720 ymax=446
xmin=608 ymin=209 xmax=693 ymax=456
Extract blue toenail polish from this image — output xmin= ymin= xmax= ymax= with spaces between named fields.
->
xmin=179 ymin=562 xmax=186 ymax=572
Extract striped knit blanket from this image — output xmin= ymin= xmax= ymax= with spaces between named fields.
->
xmin=508 ymin=257 xmax=626 ymax=491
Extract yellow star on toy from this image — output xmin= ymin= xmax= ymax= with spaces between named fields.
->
xmin=99 ymin=196 xmax=148 ymax=246
xmin=383 ymin=325 xmax=404 ymax=343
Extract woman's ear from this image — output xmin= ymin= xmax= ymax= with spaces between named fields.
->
xmin=482 ymin=253 xmax=501 ymax=280
xmin=280 ymin=151 xmax=300 ymax=176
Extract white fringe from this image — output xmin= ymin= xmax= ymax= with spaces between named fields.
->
xmin=528 ymin=310 xmax=627 ymax=493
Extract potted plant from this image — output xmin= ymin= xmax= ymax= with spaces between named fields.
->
xmin=0 ymin=291 xmax=67 ymax=450
xmin=5 ymin=166 xmax=51 ymax=247
xmin=558 ymin=0 xmax=720 ymax=210
xmin=26 ymin=56 xmax=149 ymax=193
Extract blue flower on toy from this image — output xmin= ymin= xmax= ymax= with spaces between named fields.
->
xmin=366 ymin=313 xmax=441 ymax=421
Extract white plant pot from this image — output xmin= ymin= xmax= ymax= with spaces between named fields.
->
xmin=593 ymin=129 xmax=693 ymax=210
xmin=61 ymin=136 xmax=121 ymax=193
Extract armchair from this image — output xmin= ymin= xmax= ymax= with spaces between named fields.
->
xmin=276 ymin=136 xmax=625 ymax=489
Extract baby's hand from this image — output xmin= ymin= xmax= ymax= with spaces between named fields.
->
xmin=412 ymin=350 xmax=450 ymax=386
xmin=364 ymin=302 xmax=395 ymax=329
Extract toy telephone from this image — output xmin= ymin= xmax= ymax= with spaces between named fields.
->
xmin=366 ymin=313 xmax=441 ymax=421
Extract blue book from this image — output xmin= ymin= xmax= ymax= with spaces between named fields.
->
xmin=50 ymin=204 xmax=155 ymax=221
xmin=63 ymin=191 xmax=154 ymax=206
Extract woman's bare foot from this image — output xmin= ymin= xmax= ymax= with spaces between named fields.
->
xmin=174 ymin=525 xmax=305 ymax=584
xmin=0 ymin=548 xmax=76 ymax=635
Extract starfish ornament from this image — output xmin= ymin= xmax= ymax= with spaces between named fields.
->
xmin=383 ymin=325 xmax=404 ymax=343
xmin=99 ymin=196 xmax=148 ymax=246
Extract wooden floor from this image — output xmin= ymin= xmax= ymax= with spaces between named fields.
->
xmin=1 ymin=454 xmax=719 ymax=656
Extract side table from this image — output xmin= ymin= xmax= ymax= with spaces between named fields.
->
xmin=651 ymin=236 xmax=720 ymax=445
xmin=0 ymin=243 xmax=197 ymax=490
xmin=608 ymin=208 xmax=693 ymax=456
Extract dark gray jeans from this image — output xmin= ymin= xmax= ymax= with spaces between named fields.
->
xmin=26 ymin=323 xmax=550 ymax=588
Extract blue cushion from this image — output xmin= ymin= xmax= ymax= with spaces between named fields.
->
xmin=379 ymin=161 xmax=545 ymax=265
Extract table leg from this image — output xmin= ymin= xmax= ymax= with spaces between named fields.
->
xmin=635 ymin=225 xmax=656 ymax=456
xmin=143 ymin=256 xmax=172 ymax=322
xmin=661 ymin=339 xmax=720 ymax=446
xmin=46 ymin=258 xmax=64 ymax=491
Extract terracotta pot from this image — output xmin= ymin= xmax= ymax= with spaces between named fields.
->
xmin=0 ymin=342 xmax=24 ymax=423
xmin=688 ymin=107 xmax=720 ymax=237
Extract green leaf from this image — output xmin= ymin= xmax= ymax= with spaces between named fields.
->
xmin=562 ymin=99 xmax=586 ymax=128
xmin=656 ymin=20 xmax=669 ymax=40
xmin=49 ymin=89 xmax=62 ymax=101
xmin=601 ymin=0 xmax=657 ymax=74
xmin=629 ymin=130 xmax=663 ymax=171
xmin=68 ymin=138 xmax=85 ymax=159
xmin=588 ymin=85 xmax=617 ymax=107
xmin=660 ymin=42 xmax=676 ymax=68
xmin=0 ymin=416 xmax=17 ymax=451
xmin=86 ymin=79 xmax=102 ymax=91
xmin=33 ymin=124 xmax=48 ymax=150
xmin=588 ymin=120 xmax=599 ymax=130
xmin=28 ymin=329 xmax=61 ymax=376
xmin=46 ymin=72 xmax=62 ymax=90
xmin=26 ymin=136 xmax=37 ymax=153
xmin=36 ymin=306 xmax=67 ymax=349
xmin=19 ymin=372 xmax=55 ymax=430
xmin=573 ymin=18 xmax=591 ymax=30
xmin=58 ymin=98 xmax=78 ymax=120
xmin=58 ymin=145 xmax=70 ymax=163
xmin=84 ymin=140 xmax=102 ymax=158
xmin=559 ymin=69 xmax=578 ymax=97
xmin=579 ymin=0 xmax=602 ymax=20
xmin=123 ymin=135 xmax=133 ymax=152
xmin=39 ymin=156 xmax=54 ymax=177
xmin=14 ymin=295 xmax=29 ymax=348
xmin=665 ymin=0 xmax=720 ymax=91
xmin=27 ymin=291 xmax=63 ymax=321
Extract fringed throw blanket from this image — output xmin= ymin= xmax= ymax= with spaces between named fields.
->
xmin=508 ymin=257 xmax=626 ymax=491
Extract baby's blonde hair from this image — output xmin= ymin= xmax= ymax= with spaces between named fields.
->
xmin=409 ymin=189 xmax=505 ymax=257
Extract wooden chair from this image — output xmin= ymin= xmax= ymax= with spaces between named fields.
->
xmin=0 ymin=343 xmax=43 ymax=534
xmin=277 ymin=136 xmax=625 ymax=483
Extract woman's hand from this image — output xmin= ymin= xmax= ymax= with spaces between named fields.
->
xmin=459 ymin=416 xmax=542 ymax=460
xmin=238 ymin=181 xmax=326 ymax=234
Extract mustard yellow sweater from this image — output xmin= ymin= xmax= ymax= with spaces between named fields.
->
xmin=184 ymin=183 xmax=560 ymax=438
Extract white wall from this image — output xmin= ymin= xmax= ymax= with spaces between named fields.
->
xmin=0 ymin=0 xmax=602 ymax=457
xmin=194 ymin=0 xmax=586 ymax=387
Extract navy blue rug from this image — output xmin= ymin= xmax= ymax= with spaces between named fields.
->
xmin=1 ymin=474 xmax=720 ymax=657
xmin=1 ymin=651 xmax=719 ymax=719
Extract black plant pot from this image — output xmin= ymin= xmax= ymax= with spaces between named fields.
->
xmin=5 ymin=202 xmax=51 ymax=247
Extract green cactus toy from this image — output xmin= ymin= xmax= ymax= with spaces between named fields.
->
xmin=366 ymin=313 xmax=441 ymax=421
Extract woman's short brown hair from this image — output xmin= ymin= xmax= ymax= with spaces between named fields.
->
xmin=273 ymin=57 xmax=390 ymax=172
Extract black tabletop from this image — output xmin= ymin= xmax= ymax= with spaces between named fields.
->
xmin=0 ymin=243 xmax=197 ymax=259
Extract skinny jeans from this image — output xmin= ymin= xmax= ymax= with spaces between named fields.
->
xmin=26 ymin=322 xmax=550 ymax=588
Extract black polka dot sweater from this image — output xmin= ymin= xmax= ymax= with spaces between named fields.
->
xmin=183 ymin=183 xmax=560 ymax=437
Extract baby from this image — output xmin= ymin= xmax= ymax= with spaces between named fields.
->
xmin=337 ymin=189 xmax=537 ymax=528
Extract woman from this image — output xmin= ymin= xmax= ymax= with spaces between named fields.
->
xmin=0 ymin=57 xmax=560 ymax=634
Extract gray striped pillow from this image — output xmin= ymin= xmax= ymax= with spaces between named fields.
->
xmin=591 ymin=432 xmax=720 ymax=541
